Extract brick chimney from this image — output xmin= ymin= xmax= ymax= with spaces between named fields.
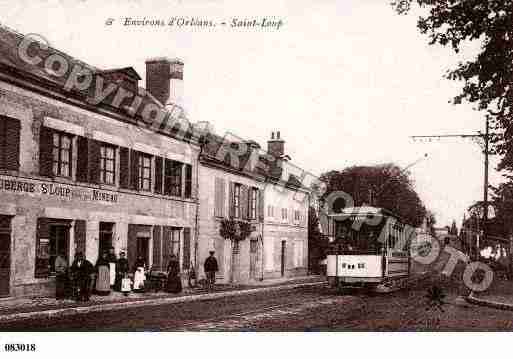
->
xmin=145 ymin=57 xmax=184 ymax=107
xmin=267 ymin=131 xmax=285 ymax=158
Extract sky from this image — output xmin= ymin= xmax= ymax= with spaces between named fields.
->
xmin=0 ymin=0 xmax=503 ymax=228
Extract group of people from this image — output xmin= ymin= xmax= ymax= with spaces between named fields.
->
xmin=54 ymin=248 xmax=220 ymax=301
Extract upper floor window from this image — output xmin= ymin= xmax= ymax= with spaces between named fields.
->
xmin=267 ymin=205 xmax=273 ymax=218
xmin=234 ymin=183 xmax=242 ymax=218
xmin=0 ymin=117 xmax=20 ymax=171
xmin=281 ymin=208 xmax=288 ymax=220
xmin=164 ymin=160 xmax=182 ymax=197
xmin=249 ymin=187 xmax=258 ymax=220
xmin=52 ymin=131 xmax=72 ymax=177
xmin=100 ymin=144 xmax=116 ymax=185
xmin=138 ymin=153 xmax=152 ymax=191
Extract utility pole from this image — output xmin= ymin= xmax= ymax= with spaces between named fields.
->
xmin=411 ymin=116 xmax=492 ymax=260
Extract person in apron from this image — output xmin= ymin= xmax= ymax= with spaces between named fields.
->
xmin=107 ymin=247 xmax=117 ymax=289
xmin=132 ymin=255 xmax=146 ymax=292
xmin=95 ymin=251 xmax=111 ymax=296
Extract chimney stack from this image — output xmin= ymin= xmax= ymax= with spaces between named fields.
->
xmin=267 ymin=130 xmax=285 ymax=158
xmin=145 ymin=57 xmax=184 ymax=107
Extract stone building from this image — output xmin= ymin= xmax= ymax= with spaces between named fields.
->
xmin=197 ymin=130 xmax=310 ymax=284
xmin=0 ymin=26 xmax=200 ymax=297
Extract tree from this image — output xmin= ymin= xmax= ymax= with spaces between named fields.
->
xmin=219 ymin=217 xmax=252 ymax=283
xmin=308 ymin=206 xmax=328 ymax=274
xmin=393 ymin=1 xmax=513 ymax=171
xmin=320 ymin=163 xmax=427 ymax=227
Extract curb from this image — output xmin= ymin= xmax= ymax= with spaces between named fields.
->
xmin=0 ymin=281 xmax=326 ymax=324
xmin=465 ymin=292 xmax=513 ymax=311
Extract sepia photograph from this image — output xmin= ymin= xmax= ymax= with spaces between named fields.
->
xmin=0 ymin=0 xmax=512 ymax=352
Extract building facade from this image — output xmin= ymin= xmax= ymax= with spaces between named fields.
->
xmin=0 ymin=26 xmax=200 ymax=297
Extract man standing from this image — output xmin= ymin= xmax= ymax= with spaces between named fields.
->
xmin=203 ymin=251 xmax=219 ymax=292
xmin=70 ymin=252 xmax=94 ymax=301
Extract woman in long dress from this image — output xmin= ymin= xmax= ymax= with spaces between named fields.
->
xmin=166 ymin=254 xmax=182 ymax=293
xmin=107 ymin=247 xmax=117 ymax=289
xmin=95 ymin=251 xmax=111 ymax=296
xmin=115 ymin=251 xmax=129 ymax=291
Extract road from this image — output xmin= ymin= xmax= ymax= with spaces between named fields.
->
xmin=1 ymin=281 xmax=513 ymax=331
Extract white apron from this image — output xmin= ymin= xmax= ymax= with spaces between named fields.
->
xmin=109 ymin=262 xmax=116 ymax=286
xmin=133 ymin=267 xmax=146 ymax=290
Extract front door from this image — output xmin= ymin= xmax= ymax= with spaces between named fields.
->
xmin=99 ymin=222 xmax=114 ymax=256
xmin=136 ymin=237 xmax=149 ymax=266
xmin=281 ymin=241 xmax=286 ymax=277
xmin=0 ymin=216 xmax=11 ymax=297
xmin=250 ymin=240 xmax=258 ymax=280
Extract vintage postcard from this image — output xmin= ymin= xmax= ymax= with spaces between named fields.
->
xmin=0 ymin=0 xmax=512 ymax=354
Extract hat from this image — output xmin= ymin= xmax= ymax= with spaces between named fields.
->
xmin=209 ymin=250 xmax=215 ymax=254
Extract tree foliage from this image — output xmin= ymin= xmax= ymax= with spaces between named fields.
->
xmin=219 ymin=217 xmax=252 ymax=242
xmin=393 ymin=0 xmax=513 ymax=171
xmin=320 ymin=163 xmax=427 ymax=227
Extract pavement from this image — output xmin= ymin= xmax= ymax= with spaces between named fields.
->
xmin=466 ymin=279 xmax=513 ymax=311
xmin=0 ymin=275 xmax=324 ymax=324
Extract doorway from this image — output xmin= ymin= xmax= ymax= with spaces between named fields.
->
xmin=99 ymin=222 xmax=114 ymax=256
xmin=250 ymin=240 xmax=258 ymax=280
xmin=136 ymin=236 xmax=150 ymax=266
xmin=281 ymin=240 xmax=286 ymax=277
xmin=0 ymin=216 xmax=11 ymax=297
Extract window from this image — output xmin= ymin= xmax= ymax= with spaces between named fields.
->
xmin=36 ymin=218 xmax=71 ymax=278
xmin=267 ymin=205 xmax=273 ymax=218
xmin=0 ymin=116 xmax=20 ymax=171
xmin=138 ymin=153 xmax=152 ymax=191
xmin=100 ymin=144 xmax=116 ymax=185
xmin=234 ymin=183 xmax=242 ymax=218
xmin=249 ymin=187 xmax=258 ymax=220
xmin=52 ymin=131 xmax=72 ymax=177
xmin=164 ymin=160 xmax=182 ymax=197
xmin=281 ymin=208 xmax=287 ymax=221
xmin=294 ymin=210 xmax=301 ymax=222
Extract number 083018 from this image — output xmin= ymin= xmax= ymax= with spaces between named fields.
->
xmin=4 ymin=344 xmax=36 ymax=352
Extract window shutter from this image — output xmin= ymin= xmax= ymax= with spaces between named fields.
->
xmin=127 ymin=224 xmax=138 ymax=271
xmin=229 ymin=181 xmax=235 ymax=218
xmin=214 ymin=178 xmax=224 ymax=217
xmin=183 ymin=228 xmax=191 ymax=270
xmin=2 ymin=117 xmax=20 ymax=171
xmin=152 ymin=225 xmax=162 ymax=271
xmin=74 ymin=219 xmax=87 ymax=257
xmin=258 ymin=189 xmax=264 ymax=222
xmin=184 ymin=164 xmax=192 ymax=198
xmin=154 ymin=156 xmax=163 ymax=194
xmin=163 ymin=158 xmax=172 ymax=195
xmin=89 ymin=139 xmax=101 ymax=183
xmin=130 ymin=150 xmax=139 ymax=191
xmin=162 ymin=226 xmax=172 ymax=265
xmin=35 ymin=218 xmax=50 ymax=278
xmin=241 ymin=185 xmax=249 ymax=219
xmin=76 ymin=136 xmax=89 ymax=182
xmin=39 ymin=126 xmax=54 ymax=177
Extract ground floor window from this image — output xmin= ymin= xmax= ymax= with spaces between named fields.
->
xmin=36 ymin=218 xmax=71 ymax=278
xmin=99 ymin=222 xmax=114 ymax=256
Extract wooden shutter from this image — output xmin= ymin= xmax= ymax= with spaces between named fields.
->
xmin=35 ymin=218 xmax=51 ymax=278
xmin=89 ymin=139 xmax=101 ymax=184
xmin=76 ymin=136 xmax=89 ymax=182
xmin=154 ymin=156 xmax=163 ymax=194
xmin=229 ymin=181 xmax=235 ymax=218
xmin=130 ymin=150 xmax=139 ymax=191
xmin=214 ymin=177 xmax=226 ymax=217
xmin=119 ymin=147 xmax=130 ymax=189
xmin=183 ymin=228 xmax=191 ymax=270
xmin=241 ymin=184 xmax=249 ymax=219
xmin=152 ymin=225 xmax=162 ymax=271
xmin=74 ymin=219 xmax=87 ymax=257
xmin=39 ymin=126 xmax=54 ymax=177
xmin=163 ymin=159 xmax=172 ymax=196
xmin=127 ymin=224 xmax=138 ymax=271
xmin=162 ymin=226 xmax=172 ymax=265
xmin=184 ymin=164 xmax=192 ymax=198
xmin=2 ymin=117 xmax=20 ymax=171
xmin=258 ymin=188 xmax=264 ymax=222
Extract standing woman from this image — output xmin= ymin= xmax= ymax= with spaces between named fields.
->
xmin=166 ymin=254 xmax=182 ymax=293
xmin=115 ymin=251 xmax=129 ymax=291
xmin=132 ymin=255 xmax=146 ymax=292
xmin=95 ymin=251 xmax=111 ymax=296
xmin=107 ymin=247 xmax=117 ymax=289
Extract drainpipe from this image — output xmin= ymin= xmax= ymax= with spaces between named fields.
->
xmin=260 ymin=184 xmax=265 ymax=281
xmin=194 ymin=135 xmax=206 ymax=279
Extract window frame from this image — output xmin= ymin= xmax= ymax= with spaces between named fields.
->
xmin=234 ymin=183 xmax=242 ymax=218
xmin=249 ymin=187 xmax=258 ymax=220
xmin=138 ymin=153 xmax=152 ymax=192
xmin=52 ymin=131 xmax=73 ymax=178
xmin=100 ymin=143 xmax=117 ymax=185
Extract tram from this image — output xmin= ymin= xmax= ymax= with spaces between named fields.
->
xmin=326 ymin=206 xmax=411 ymax=292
